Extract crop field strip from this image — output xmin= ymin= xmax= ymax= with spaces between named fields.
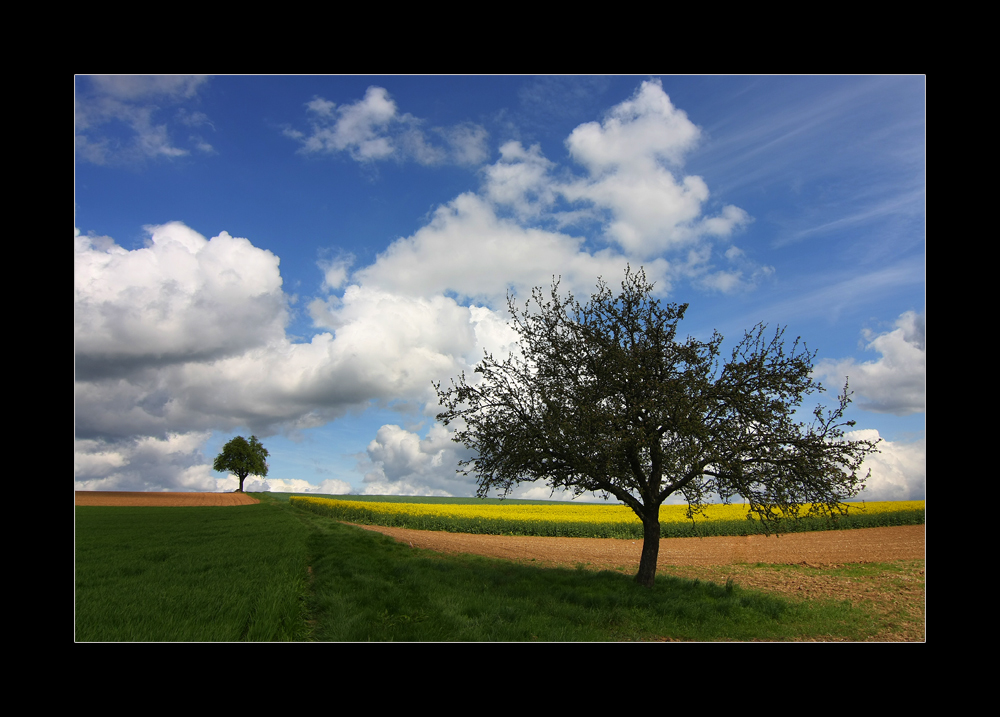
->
xmin=289 ymin=496 xmax=925 ymax=539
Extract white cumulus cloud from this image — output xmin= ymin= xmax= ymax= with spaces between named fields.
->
xmin=74 ymin=432 xmax=217 ymax=492
xmin=814 ymin=311 xmax=925 ymax=415
xmin=559 ymin=79 xmax=751 ymax=259
xmin=75 ymin=80 xmax=815 ymax=493
xmin=225 ymin=476 xmax=354 ymax=494
xmin=353 ymin=191 xmax=671 ymax=305
xmin=360 ymin=423 xmax=472 ymax=496
xmin=75 ymin=224 xmax=486 ymax=444
xmin=482 ymin=141 xmax=558 ymax=219
xmin=75 ymin=223 xmax=288 ymax=380
xmin=286 ymin=86 xmax=489 ymax=166
xmin=847 ymin=429 xmax=925 ymax=501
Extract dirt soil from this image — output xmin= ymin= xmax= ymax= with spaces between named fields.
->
xmin=351 ymin=523 xmax=924 ymax=568
xmin=353 ymin=523 xmax=926 ymax=641
xmin=75 ymin=491 xmax=260 ymax=506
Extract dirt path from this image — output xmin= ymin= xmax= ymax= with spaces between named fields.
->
xmin=74 ymin=491 xmax=260 ymax=506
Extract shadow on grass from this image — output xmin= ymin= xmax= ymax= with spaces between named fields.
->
xmin=299 ymin=512 xmax=869 ymax=642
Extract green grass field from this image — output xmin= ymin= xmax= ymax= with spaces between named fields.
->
xmin=75 ymin=493 xmax=923 ymax=641
xmin=75 ymin=500 xmax=311 ymax=641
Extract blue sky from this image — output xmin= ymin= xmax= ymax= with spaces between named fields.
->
xmin=74 ymin=75 xmax=925 ymax=501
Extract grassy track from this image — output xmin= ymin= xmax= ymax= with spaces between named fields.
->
xmin=75 ymin=493 xmax=923 ymax=641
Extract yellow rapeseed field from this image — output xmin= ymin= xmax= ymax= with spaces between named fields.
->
xmin=292 ymin=496 xmax=923 ymax=526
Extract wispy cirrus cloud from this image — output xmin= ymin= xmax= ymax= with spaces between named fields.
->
xmin=75 ymin=75 xmax=215 ymax=165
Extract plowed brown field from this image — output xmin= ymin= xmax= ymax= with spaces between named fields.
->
xmin=74 ymin=491 xmax=259 ymax=506
xmin=351 ymin=523 xmax=924 ymax=568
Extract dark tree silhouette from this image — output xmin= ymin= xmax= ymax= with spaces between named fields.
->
xmin=434 ymin=267 xmax=880 ymax=586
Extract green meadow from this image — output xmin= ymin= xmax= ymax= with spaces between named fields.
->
xmin=75 ymin=493 xmax=923 ymax=642
xmin=75 ymin=500 xmax=311 ymax=641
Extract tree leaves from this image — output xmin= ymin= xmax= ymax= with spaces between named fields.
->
xmin=213 ymin=435 xmax=269 ymax=492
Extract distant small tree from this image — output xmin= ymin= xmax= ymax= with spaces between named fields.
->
xmin=213 ymin=435 xmax=269 ymax=493
xmin=434 ymin=267 xmax=880 ymax=587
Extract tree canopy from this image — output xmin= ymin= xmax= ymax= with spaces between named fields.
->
xmin=213 ymin=435 xmax=269 ymax=493
xmin=434 ymin=267 xmax=880 ymax=586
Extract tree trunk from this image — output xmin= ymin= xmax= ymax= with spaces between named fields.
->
xmin=237 ymin=473 xmax=245 ymax=492
xmin=635 ymin=516 xmax=661 ymax=587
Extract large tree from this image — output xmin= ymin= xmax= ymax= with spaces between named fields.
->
xmin=213 ymin=435 xmax=269 ymax=493
xmin=434 ymin=267 xmax=880 ymax=586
